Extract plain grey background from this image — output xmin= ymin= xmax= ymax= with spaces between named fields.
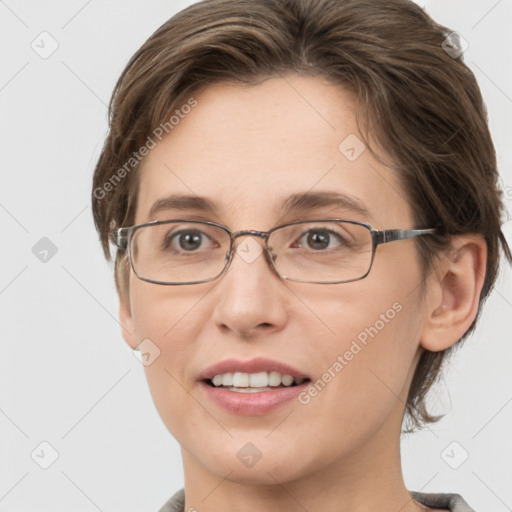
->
xmin=1 ymin=1 xmax=511 ymax=511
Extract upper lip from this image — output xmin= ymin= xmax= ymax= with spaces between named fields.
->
xmin=199 ymin=357 xmax=310 ymax=381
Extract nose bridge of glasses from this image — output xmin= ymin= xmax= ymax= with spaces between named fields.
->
xmin=231 ymin=229 xmax=269 ymax=243
xmin=227 ymin=229 xmax=277 ymax=269
xmin=229 ymin=229 xmax=270 ymax=255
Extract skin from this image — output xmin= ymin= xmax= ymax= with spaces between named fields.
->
xmin=119 ymin=75 xmax=486 ymax=512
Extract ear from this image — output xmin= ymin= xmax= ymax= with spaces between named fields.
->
xmin=420 ymin=235 xmax=487 ymax=352
xmin=119 ymin=298 xmax=139 ymax=350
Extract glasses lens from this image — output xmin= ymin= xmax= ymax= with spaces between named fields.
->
xmin=268 ymin=221 xmax=373 ymax=283
xmin=131 ymin=222 xmax=230 ymax=284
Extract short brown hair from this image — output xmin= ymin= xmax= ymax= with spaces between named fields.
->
xmin=91 ymin=0 xmax=511 ymax=430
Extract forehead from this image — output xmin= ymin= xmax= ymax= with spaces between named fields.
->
xmin=135 ymin=75 xmax=413 ymax=230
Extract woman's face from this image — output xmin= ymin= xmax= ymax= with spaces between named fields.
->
xmin=121 ymin=75 xmax=431 ymax=484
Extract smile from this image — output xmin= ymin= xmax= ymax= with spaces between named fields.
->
xmin=207 ymin=370 xmax=307 ymax=392
xmin=199 ymin=358 xmax=312 ymax=415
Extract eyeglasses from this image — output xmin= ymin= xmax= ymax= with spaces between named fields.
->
xmin=113 ymin=219 xmax=438 ymax=285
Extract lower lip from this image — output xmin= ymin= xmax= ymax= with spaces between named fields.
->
xmin=200 ymin=381 xmax=309 ymax=415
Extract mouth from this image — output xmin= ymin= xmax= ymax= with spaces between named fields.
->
xmin=204 ymin=371 xmax=311 ymax=393
xmin=198 ymin=357 xmax=311 ymax=414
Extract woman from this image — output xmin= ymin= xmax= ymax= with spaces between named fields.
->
xmin=91 ymin=1 xmax=511 ymax=510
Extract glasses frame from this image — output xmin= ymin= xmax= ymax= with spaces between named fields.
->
xmin=113 ymin=218 xmax=438 ymax=285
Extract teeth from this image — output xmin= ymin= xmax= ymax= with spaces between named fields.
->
xmin=281 ymin=374 xmax=294 ymax=386
xmin=268 ymin=371 xmax=282 ymax=386
xmin=232 ymin=372 xmax=249 ymax=387
xmin=222 ymin=373 xmax=233 ymax=386
xmin=212 ymin=375 xmax=223 ymax=386
xmin=249 ymin=371 xmax=268 ymax=387
xmin=209 ymin=371 xmax=305 ymax=388
xmin=225 ymin=387 xmax=272 ymax=393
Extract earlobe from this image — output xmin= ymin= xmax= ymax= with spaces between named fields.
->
xmin=420 ymin=235 xmax=487 ymax=352
xmin=119 ymin=299 xmax=138 ymax=349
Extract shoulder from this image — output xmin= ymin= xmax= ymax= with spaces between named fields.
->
xmin=158 ymin=488 xmax=476 ymax=512
xmin=158 ymin=488 xmax=185 ymax=512
xmin=411 ymin=491 xmax=476 ymax=512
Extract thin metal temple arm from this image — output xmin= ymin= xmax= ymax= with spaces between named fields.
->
xmin=375 ymin=228 xmax=438 ymax=244
xmin=114 ymin=228 xmax=130 ymax=249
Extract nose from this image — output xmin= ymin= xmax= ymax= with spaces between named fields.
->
xmin=210 ymin=235 xmax=289 ymax=338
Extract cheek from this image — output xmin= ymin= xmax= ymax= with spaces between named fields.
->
xmin=288 ymin=297 xmax=423 ymax=469
xmin=128 ymin=280 xmax=216 ymax=440
xmin=128 ymin=275 xmax=209 ymax=342
xmin=296 ymin=250 xmax=424 ymax=423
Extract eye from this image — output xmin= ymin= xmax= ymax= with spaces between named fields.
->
xmin=164 ymin=229 xmax=214 ymax=252
xmin=294 ymin=228 xmax=348 ymax=251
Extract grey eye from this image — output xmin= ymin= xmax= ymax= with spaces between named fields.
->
xmin=296 ymin=229 xmax=346 ymax=251
xmin=164 ymin=229 xmax=212 ymax=252
xmin=176 ymin=231 xmax=204 ymax=251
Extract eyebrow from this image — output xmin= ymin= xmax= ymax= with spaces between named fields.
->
xmin=147 ymin=191 xmax=371 ymax=221
xmin=148 ymin=194 xmax=218 ymax=219
xmin=279 ymin=191 xmax=371 ymax=220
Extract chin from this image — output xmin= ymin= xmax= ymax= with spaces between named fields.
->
xmin=182 ymin=431 xmax=323 ymax=485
